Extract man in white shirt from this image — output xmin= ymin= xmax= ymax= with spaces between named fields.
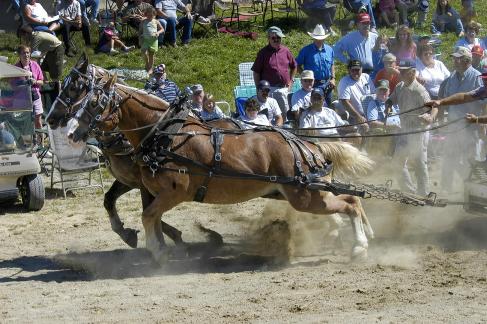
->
xmin=250 ymin=80 xmax=283 ymax=126
xmin=338 ymin=59 xmax=375 ymax=128
xmin=299 ymin=88 xmax=348 ymax=139
xmin=290 ymin=70 xmax=315 ymax=121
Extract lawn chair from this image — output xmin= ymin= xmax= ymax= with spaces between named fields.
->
xmin=48 ymin=126 xmax=104 ymax=198
xmin=220 ymin=0 xmax=264 ymax=29
xmin=238 ymin=62 xmax=255 ymax=86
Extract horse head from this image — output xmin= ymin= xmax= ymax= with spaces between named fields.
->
xmin=71 ymin=73 xmax=121 ymax=143
xmin=47 ymin=53 xmax=112 ymax=129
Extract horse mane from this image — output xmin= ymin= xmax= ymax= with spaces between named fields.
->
xmin=116 ymin=83 xmax=170 ymax=112
xmin=314 ymin=142 xmax=373 ymax=178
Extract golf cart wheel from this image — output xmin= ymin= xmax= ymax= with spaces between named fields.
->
xmin=21 ymin=174 xmax=45 ymax=211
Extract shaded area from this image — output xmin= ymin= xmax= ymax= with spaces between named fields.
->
xmin=0 ymin=241 xmax=288 ymax=283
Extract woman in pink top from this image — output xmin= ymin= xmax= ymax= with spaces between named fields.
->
xmin=391 ymin=25 xmax=417 ymax=61
xmin=15 ymin=45 xmax=44 ymax=131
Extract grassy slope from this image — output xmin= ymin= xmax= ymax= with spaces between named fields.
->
xmin=0 ymin=0 xmax=485 ymax=110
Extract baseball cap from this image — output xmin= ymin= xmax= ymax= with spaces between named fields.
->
xmin=267 ymin=26 xmax=285 ymax=38
xmin=376 ymin=79 xmax=389 ymax=90
xmin=257 ymin=80 xmax=271 ymax=90
xmin=471 ymin=45 xmax=483 ymax=57
xmin=398 ymin=59 xmax=416 ymax=69
xmin=382 ymin=53 xmax=396 ymax=62
xmin=357 ymin=13 xmax=371 ymax=24
xmin=451 ymin=46 xmax=472 ymax=59
xmin=153 ymin=63 xmax=166 ymax=74
xmin=348 ymin=59 xmax=362 ymax=69
xmin=191 ymin=84 xmax=204 ymax=93
xmin=311 ymin=88 xmax=324 ymax=97
xmin=300 ymin=70 xmax=315 ymax=80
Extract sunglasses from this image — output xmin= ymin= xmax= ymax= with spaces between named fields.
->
xmin=246 ymin=107 xmax=259 ymax=111
xmin=302 ymin=79 xmax=314 ymax=83
xmin=271 ymin=36 xmax=281 ymax=41
xmin=259 ymin=88 xmax=270 ymax=93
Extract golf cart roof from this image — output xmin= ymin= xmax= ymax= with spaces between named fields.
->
xmin=0 ymin=61 xmax=31 ymax=79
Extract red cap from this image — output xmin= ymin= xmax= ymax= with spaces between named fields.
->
xmin=471 ymin=45 xmax=483 ymax=57
xmin=357 ymin=13 xmax=371 ymax=23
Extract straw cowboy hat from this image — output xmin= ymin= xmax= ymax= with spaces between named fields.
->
xmin=307 ymin=24 xmax=330 ymax=40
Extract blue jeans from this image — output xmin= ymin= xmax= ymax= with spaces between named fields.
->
xmin=344 ymin=0 xmax=377 ymax=29
xmin=431 ymin=17 xmax=464 ymax=35
xmin=79 ymin=0 xmax=100 ymax=20
xmin=158 ymin=16 xmax=193 ymax=45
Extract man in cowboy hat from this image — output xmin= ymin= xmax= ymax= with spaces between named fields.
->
xmin=334 ymin=12 xmax=378 ymax=74
xmin=252 ymin=26 xmax=297 ymax=120
xmin=296 ymin=24 xmax=335 ymax=107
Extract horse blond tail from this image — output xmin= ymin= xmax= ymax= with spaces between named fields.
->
xmin=315 ymin=142 xmax=373 ymax=178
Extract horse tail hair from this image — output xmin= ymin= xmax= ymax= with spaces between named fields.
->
xmin=315 ymin=142 xmax=373 ymax=178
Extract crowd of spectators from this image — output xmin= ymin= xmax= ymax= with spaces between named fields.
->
xmin=7 ymin=0 xmax=487 ymax=196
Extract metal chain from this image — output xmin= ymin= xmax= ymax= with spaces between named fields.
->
xmin=331 ymin=180 xmax=439 ymax=206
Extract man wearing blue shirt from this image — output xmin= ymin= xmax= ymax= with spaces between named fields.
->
xmin=296 ymin=24 xmax=335 ymax=107
xmin=333 ymin=13 xmax=378 ymax=73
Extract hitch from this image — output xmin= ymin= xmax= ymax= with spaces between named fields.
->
xmin=307 ymin=181 xmax=370 ymax=198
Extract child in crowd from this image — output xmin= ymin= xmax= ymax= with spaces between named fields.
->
xmin=374 ymin=53 xmax=400 ymax=93
xmin=239 ymin=98 xmax=271 ymax=128
xmin=378 ymin=0 xmax=399 ymax=28
xmin=372 ymin=34 xmax=391 ymax=79
xmin=431 ymin=0 xmax=464 ymax=37
xmin=139 ymin=7 xmax=163 ymax=74
xmin=391 ymin=25 xmax=416 ymax=61
xmin=200 ymin=93 xmax=225 ymax=121
xmin=97 ymin=22 xmax=134 ymax=55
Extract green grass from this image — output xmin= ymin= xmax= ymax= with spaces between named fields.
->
xmin=0 ymin=0 xmax=486 ymax=110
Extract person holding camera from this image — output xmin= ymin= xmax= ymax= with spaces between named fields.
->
xmin=15 ymin=45 xmax=44 ymax=132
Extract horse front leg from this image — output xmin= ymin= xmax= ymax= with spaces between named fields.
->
xmin=140 ymin=188 xmax=184 ymax=245
xmin=104 ymin=180 xmax=139 ymax=248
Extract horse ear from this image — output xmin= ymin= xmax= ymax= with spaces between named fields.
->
xmin=75 ymin=52 xmax=89 ymax=73
xmin=105 ymin=73 xmax=118 ymax=89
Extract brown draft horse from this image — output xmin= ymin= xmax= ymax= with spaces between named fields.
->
xmin=47 ymin=55 xmax=280 ymax=249
xmin=70 ymin=73 xmax=375 ymax=262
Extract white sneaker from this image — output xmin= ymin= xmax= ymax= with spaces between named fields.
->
xmin=109 ymin=48 xmax=119 ymax=55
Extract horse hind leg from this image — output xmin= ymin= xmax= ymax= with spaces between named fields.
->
xmin=104 ymin=180 xmax=139 ymax=248
xmin=286 ymin=190 xmax=370 ymax=260
xmin=333 ymin=194 xmax=371 ymax=260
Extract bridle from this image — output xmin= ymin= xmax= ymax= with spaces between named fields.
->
xmin=49 ymin=64 xmax=103 ymax=123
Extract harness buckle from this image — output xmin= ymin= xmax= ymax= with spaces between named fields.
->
xmin=215 ymin=152 xmax=222 ymax=161
xmin=178 ymin=168 xmax=187 ymax=174
xmin=142 ymin=155 xmax=149 ymax=163
xmin=269 ymin=176 xmax=277 ymax=182
xmin=150 ymin=163 xmax=158 ymax=177
xmin=95 ymin=114 xmax=102 ymax=121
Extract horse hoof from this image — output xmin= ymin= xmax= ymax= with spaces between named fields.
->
xmin=171 ymin=244 xmax=188 ymax=259
xmin=351 ymin=245 xmax=368 ymax=261
xmin=123 ymin=228 xmax=139 ymax=248
xmin=152 ymin=249 xmax=170 ymax=266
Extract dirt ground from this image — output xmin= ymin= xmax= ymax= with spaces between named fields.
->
xmin=1 ymin=177 xmax=487 ymax=323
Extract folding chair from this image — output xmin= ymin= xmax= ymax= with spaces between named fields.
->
xmin=221 ymin=0 xmax=264 ymax=29
xmin=48 ymin=126 xmax=104 ymax=198
xmin=360 ymin=93 xmax=376 ymax=119
xmin=238 ymin=62 xmax=255 ymax=86
xmin=215 ymin=101 xmax=231 ymax=115
xmin=233 ymin=84 xmax=257 ymax=99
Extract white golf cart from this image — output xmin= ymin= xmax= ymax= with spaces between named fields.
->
xmin=0 ymin=61 xmax=45 ymax=211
